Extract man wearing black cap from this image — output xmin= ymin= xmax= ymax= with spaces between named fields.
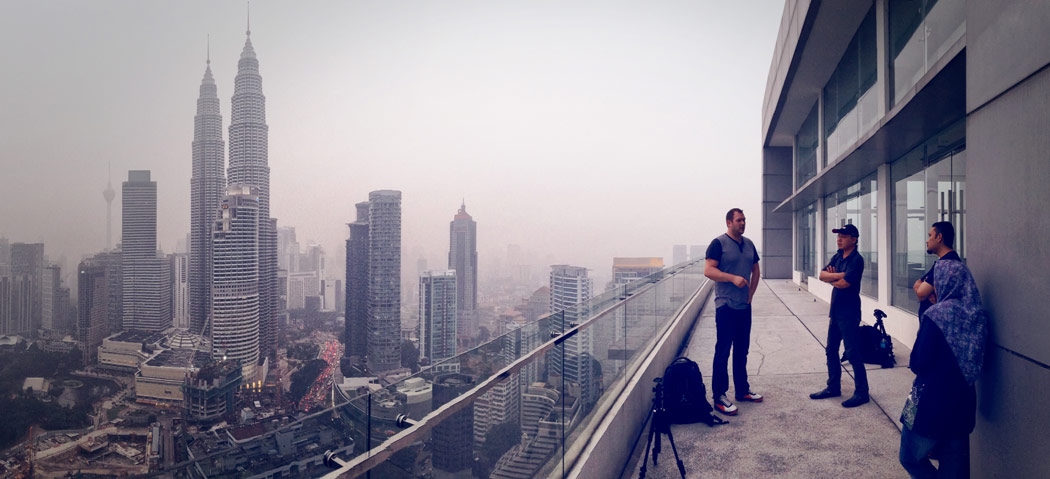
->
xmin=811 ymin=223 xmax=869 ymax=407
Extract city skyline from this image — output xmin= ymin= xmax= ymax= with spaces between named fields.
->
xmin=0 ymin=1 xmax=781 ymax=279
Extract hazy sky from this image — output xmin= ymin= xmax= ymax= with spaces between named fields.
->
xmin=0 ymin=1 xmax=783 ymax=282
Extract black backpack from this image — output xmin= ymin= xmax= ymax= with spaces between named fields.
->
xmin=856 ymin=309 xmax=896 ymax=368
xmin=661 ymin=357 xmax=725 ymax=426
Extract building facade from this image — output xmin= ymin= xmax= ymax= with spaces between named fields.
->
xmin=549 ymin=265 xmax=595 ymax=408
xmin=171 ymin=253 xmax=190 ymax=329
xmin=760 ymin=1 xmax=1050 ymax=475
xmin=366 ymin=190 xmax=402 ymax=373
xmin=211 ymin=186 xmax=261 ymax=382
xmin=448 ymin=201 xmax=478 ymax=337
xmin=189 ymin=53 xmax=226 ymax=336
xmin=344 ymin=202 xmax=370 ymax=364
xmin=9 ymin=242 xmax=44 ymax=336
xmin=78 ymin=262 xmax=109 ymax=365
xmin=122 ymin=170 xmax=172 ymax=332
xmin=228 ymin=27 xmax=277 ymax=364
xmin=419 ymin=270 xmax=457 ymax=372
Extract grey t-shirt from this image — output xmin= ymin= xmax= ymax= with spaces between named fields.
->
xmin=706 ymin=234 xmax=760 ymax=310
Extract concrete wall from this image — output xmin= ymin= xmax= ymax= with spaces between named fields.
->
xmin=762 ymin=147 xmax=794 ymax=279
xmin=966 ymin=2 xmax=1050 ymax=473
xmin=569 ymin=280 xmax=713 ymax=479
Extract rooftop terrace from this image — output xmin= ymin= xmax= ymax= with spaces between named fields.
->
xmin=623 ymin=280 xmax=913 ymax=478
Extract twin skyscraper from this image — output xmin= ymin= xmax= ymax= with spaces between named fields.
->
xmin=189 ymin=25 xmax=276 ymax=381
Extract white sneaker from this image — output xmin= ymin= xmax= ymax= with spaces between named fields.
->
xmin=714 ymin=395 xmax=738 ymax=415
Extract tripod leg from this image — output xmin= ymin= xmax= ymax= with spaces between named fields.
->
xmin=638 ymin=408 xmax=658 ymax=479
xmin=652 ymin=414 xmax=663 ymax=467
xmin=662 ymin=421 xmax=686 ymax=479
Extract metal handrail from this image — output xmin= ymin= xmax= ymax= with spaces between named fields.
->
xmin=320 ymin=258 xmax=706 ymax=479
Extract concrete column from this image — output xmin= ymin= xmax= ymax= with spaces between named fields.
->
xmin=874 ymin=0 xmax=890 ymax=116
xmin=876 ymin=164 xmax=891 ymax=303
xmin=761 ymin=147 xmax=794 ymax=279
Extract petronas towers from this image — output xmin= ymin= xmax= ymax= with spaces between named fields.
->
xmin=190 ymin=25 xmax=277 ymax=377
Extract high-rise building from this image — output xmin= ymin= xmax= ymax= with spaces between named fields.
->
xmin=419 ymin=270 xmax=457 ymax=372
xmin=761 ymin=2 xmax=1050 ymax=473
xmin=367 ymin=190 xmax=402 ymax=373
xmin=78 ymin=262 xmax=108 ymax=365
xmin=344 ymin=202 xmax=369 ymax=363
xmin=211 ymin=186 xmax=261 ymax=382
xmin=10 ymin=242 xmax=45 ymax=336
xmin=228 ymin=25 xmax=277 ymax=365
xmin=103 ymin=169 xmax=115 ymax=252
xmin=448 ymin=201 xmax=478 ymax=338
xmin=190 ymin=49 xmax=226 ymax=336
xmin=88 ymin=250 xmax=122 ymax=335
xmin=432 ymin=373 xmax=475 ymax=479
xmin=41 ymin=264 xmax=65 ymax=332
xmin=172 ymin=253 xmax=190 ymax=329
xmin=0 ymin=237 xmax=9 ymax=265
xmin=0 ymin=265 xmax=12 ymax=335
xmin=122 ymin=171 xmax=172 ymax=332
xmin=688 ymin=245 xmax=703 ymax=262
xmin=549 ymin=265 xmax=595 ymax=407
xmin=474 ymin=376 xmax=520 ymax=450
xmin=671 ymin=245 xmax=687 ymax=266
xmin=611 ymin=257 xmax=664 ymax=286
xmin=277 ymin=226 xmax=296 ymax=272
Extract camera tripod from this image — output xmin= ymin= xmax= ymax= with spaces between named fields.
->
xmin=638 ymin=378 xmax=686 ymax=479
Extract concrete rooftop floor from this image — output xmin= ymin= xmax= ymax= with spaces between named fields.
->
xmin=623 ymin=279 xmax=916 ymax=479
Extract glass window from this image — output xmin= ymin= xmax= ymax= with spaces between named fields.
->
xmin=824 ymin=7 xmax=878 ymax=164
xmin=825 ymin=172 xmax=879 ymax=298
xmin=796 ymin=104 xmax=819 ymax=189
xmin=890 ymin=0 xmax=966 ymax=103
xmin=890 ymin=121 xmax=965 ymax=313
xmin=796 ymin=202 xmax=817 ymax=279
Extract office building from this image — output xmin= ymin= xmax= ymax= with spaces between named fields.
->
xmin=419 ymin=270 xmax=457 ymax=372
xmin=761 ymin=1 xmax=1050 ymax=474
xmin=448 ymin=201 xmax=478 ymax=337
xmin=78 ymin=262 xmax=108 ymax=365
xmin=172 ymin=253 xmax=190 ymax=329
xmin=122 ymin=170 xmax=172 ymax=332
xmin=228 ymin=26 xmax=277 ymax=364
xmin=344 ymin=203 xmax=370 ymax=364
xmin=366 ymin=190 xmax=402 ymax=373
xmin=549 ymin=265 xmax=596 ymax=407
xmin=671 ymin=245 xmax=687 ymax=266
xmin=211 ymin=186 xmax=261 ymax=382
xmin=190 ymin=50 xmax=226 ymax=336
xmin=9 ymin=242 xmax=44 ymax=336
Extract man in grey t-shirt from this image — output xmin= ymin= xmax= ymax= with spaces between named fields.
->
xmin=704 ymin=208 xmax=762 ymax=416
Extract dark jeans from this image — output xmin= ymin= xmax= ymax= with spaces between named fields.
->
xmin=712 ymin=304 xmax=752 ymax=399
xmin=899 ymin=425 xmax=970 ymax=478
xmin=825 ymin=316 xmax=868 ymax=395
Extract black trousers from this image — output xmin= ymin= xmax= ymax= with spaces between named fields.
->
xmin=825 ymin=316 xmax=869 ymax=395
xmin=712 ymin=304 xmax=752 ymax=399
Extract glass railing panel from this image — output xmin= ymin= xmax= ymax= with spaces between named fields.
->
xmin=163 ymin=259 xmax=707 ymax=479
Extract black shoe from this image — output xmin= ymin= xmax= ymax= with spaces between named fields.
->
xmin=809 ymin=388 xmax=841 ymax=400
xmin=842 ymin=394 xmax=870 ymax=408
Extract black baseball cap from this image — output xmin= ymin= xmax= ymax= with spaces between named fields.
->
xmin=832 ymin=223 xmax=860 ymax=237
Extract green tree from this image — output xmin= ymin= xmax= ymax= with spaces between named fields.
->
xmin=400 ymin=340 xmax=420 ymax=373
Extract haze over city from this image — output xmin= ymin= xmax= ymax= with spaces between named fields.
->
xmin=0 ymin=1 xmax=781 ymax=282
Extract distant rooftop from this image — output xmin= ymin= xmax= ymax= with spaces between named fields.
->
xmin=146 ymin=348 xmax=210 ymax=369
xmin=613 ymin=257 xmax=664 ymax=268
xmin=110 ymin=330 xmax=166 ymax=344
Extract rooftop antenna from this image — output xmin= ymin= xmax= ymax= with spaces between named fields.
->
xmin=206 ymin=33 xmax=210 ymax=65
xmin=246 ymin=1 xmax=251 ymax=36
